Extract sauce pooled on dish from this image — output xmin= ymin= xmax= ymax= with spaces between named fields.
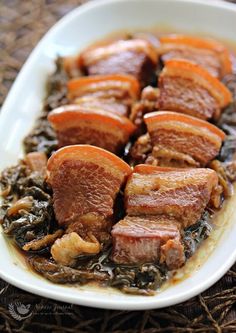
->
xmin=1 ymin=32 xmax=236 ymax=295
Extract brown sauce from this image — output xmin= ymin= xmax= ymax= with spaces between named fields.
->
xmin=5 ymin=182 xmax=236 ymax=295
xmin=1 ymin=29 xmax=236 ymax=295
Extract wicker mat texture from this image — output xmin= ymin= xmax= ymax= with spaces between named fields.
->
xmin=0 ymin=1 xmax=235 ymax=332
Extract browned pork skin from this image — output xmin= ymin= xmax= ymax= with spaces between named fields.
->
xmin=48 ymin=105 xmax=136 ymax=154
xmin=142 ymin=111 xmax=226 ymax=167
xmin=125 ymin=165 xmax=219 ymax=227
xmin=47 ymin=145 xmax=132 ymax=265
xmin=111 ymin=165 xmax=218 ymax=268
xmin=79 ymin=39 xmax=158 ymax=86
xmin=158 ymin=60 xmax=232 ymax=120
xmin=67 ymin=74 xmax=140 ymax=117
xmin=159 ymin=35 xmax=232 ymax=78
xmin=111 ymin=215 xmax=185 ymax=270
xmin=74 ymin=96 xmax=129 ymax=117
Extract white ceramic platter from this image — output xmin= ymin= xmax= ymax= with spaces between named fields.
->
xmin=0 ymin=0 xmax=236 ymax=310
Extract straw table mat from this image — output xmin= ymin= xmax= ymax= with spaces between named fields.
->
xmin=0 ymin=1 xmax=235 ymax=332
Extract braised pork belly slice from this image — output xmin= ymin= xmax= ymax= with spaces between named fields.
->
xmin=48 ymin=105 xmax=136 ymax=154
xmin=79 ymin=39 xmax=158 ymax=86
xmin=143 ymin=111 xmax=226 ymax=167
xmin=158 ymin=59 xmax=232 ymax=120
xmin=111 ymin=215 xmax=185 ymax=270
xmin=125 ymin=165 xmax=219 ymax=227
xmin=67 ymin=74 xmax=140 ymax=115
xmin=159 ymin=35 xmax=232 ymax=78
xmin=47 ymin=145 xmax=132 ymax=244
xmin=75 ymin=96 xmax=129 ymax=117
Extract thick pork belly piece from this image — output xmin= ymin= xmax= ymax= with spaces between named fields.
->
xmin=158 ymin=59 xmax=232 ymax=120
xmin=79 ymin=39 xmax=158 ymax=86
xmin=67 ymin=74 xmax=140 ymax=111
xmin=159 ymin=35 xmax=232 ymax=78
xmin=47 ymin=145 xmax=132 ymax=241
xmin=125 ymin=165 xmax=219 ymax=227
xmin=144 ymin=111 xmax=226 ymax=167
xmin=111 ymin=216 xmax=185 ymax=269
xmin=75 ymin=96 xmax=129 ymax=117
xmin=48 ymin=105 xmax=136 ymax=154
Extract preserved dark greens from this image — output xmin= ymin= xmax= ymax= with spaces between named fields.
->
xmin=219 ymin=136 xmax=236 ymax=162
xmin=0 ymin=160 xmax=212 ymax=295
xmin=0 ymin=163 xmax=57 ymax=252
xmin=183 ymin=211 xmax=212 ymax=259
xmin=110 ymin=264 xmax=166 ymax=295
xmin=30 ymin=244 xmax=168 ymax=295
xmin=23 ymin=57 xmax=69 ymax=156
xmin=24 ymin=115 xmax=58 ymax=156
xmin=0 ymin=160 xmax=168 ymax=295
xmin=44 ymin=57 xmax=68 ymax=112
xmin=1 ymin=34 xmax=236 ymax=296
xmin=217 ymin=74 xmax=236 ymax=168
xmin=29 ymin=256 xmax=110 ymax=284
xmin=28 ymin=211 xmax=213 ymax=295
xmin=213 ymin=73 xmax=236 ymax=192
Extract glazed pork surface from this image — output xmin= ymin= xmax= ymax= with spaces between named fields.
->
xmin=142 ymin=111 xmax=226 ymax=167
xmin=158 ymin=60 xmax=232 ymax=120
xmin=130 ymin=57 xmax=232 ymax=127
xmin=48 ymin=105 xmax=136 ymax=154
xmin=47 ymin=145 xmax=132 ymax=241
xmin=79 ymin=39 xmax=158 ymax=86
xmin=159 ymin=76 xmax=219 ymax=120
xmin=125 ymin=165 xmax=219 ymax=227
xmin=161 ymin=47 xmax=221 ymax=78
xmin=112 ymin=215 xmax=185 ymax=270
xmin=75 ymin=96 xmax=129 ymax=117
xmin=1 ymin=30 xmax=236 ymax=295
xmin=159 ymin=35 xmax=232 ymax=78
xmin=67 ymin=74 xmax=140 ymax=112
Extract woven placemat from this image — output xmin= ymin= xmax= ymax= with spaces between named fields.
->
xmin=0 ymin=1 xmax=235 ymax=332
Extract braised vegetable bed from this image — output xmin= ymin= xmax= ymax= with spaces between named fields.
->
xmin=1 ymin=33 xmax=236 ymax=295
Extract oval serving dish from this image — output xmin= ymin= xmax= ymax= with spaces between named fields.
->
xmin=0 ymin=0 xmax=236 ymax=310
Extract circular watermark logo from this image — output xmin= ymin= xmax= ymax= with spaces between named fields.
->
xmin=8 ymin=302 xmax=32 ymax=321
xmin=7 ymin=300 xmax=73 ymax=320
